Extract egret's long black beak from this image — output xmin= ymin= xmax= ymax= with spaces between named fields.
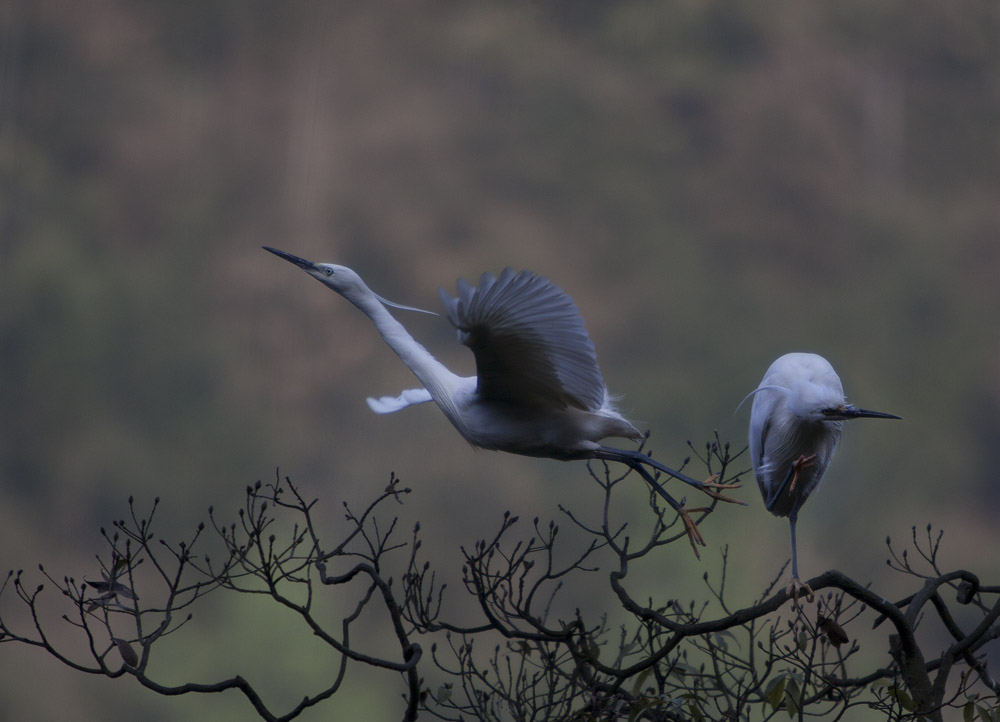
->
xmin=263 ymin=246 xmax=318 ymax=272
xmin=830 ymin=405 xmax=901 ymax=421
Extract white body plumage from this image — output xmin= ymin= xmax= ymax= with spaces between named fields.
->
xmin=747 ymin=352 xmax=899 ymax=592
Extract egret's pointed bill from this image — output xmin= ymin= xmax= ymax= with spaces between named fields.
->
xmin=263 ymin=246 xmax=437 ymax=316
xmin=824 ymin=405 xmax=901 ymax=421
xmin=263 ymin=246 xmax=317 ymax=271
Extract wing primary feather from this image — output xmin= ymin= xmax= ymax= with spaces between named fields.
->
xmin=441 ymin=269 xmax=607 ymax=411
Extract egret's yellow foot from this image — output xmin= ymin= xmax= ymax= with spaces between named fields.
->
xmin=788 ymin=454 xmax=818 ymax=494
xmin=678 ymin=507 xmax=709 ymax=559
xmin=786 ymin=578 xmax=815 ymax=608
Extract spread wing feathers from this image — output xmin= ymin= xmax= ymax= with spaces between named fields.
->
xmin=367 ymin=388 xmax=434 ymax=414
xmin=439 ymin=268 xmax=606 ymax=411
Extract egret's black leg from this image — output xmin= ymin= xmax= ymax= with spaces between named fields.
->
xmin=593 ymin=446 xmax=701 ymax=486
xmin=789 ymin=513 xmax=800 ymax=580
xmin=766 ymin=454 xmax=817 ymax=511
xmin=786 ymin=512 xmax=814 ymax=606
xmin=591 ymin=453 xmax=707 ymax=557
xmin=765 ymin=465 xmax=796 ymax=511
xmin=617 ymin=458 xmax=685 ymax=514
xmin=592 ymin=446 xmax=744 ymax=504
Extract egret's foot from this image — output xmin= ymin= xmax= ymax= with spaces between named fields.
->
xmin=785 ymin=578 xmax=815 ymax=608
xmin=700 ymin=474 xmax=741 ymax=490
xmin=701 ymin=488 xmax=748 ymax=506
xmin=788 ymin=454 xmax=818 ymax=494
xmin=695 ymin=475 xmax=746 ymax=505
xmin=678 ymin=507 xmax=709 ymax=559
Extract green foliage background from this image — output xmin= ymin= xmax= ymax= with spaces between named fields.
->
xmin=1 ymin=1 xmax=998 ymax=720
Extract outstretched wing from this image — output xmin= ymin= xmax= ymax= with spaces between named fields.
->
xmin=438 ymin=269 xmax=606 ymax=411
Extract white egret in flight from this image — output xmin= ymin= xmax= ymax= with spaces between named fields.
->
xmin=747 ymin=352 xmax=899 ymax=603
xmin=265 ymin=248 xmax=741 ymax=552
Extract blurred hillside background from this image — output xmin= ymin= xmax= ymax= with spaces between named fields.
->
xmin=1 ymin=1 xmax=998 ymax=720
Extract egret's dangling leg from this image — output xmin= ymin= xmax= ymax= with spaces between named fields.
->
xmin=607 ymin=458 xmax=710 ymax=558
xmin=591 ymin=446 xmax=744 ymax=504
xmin=581 ymin=445 xmax=745 ymax=557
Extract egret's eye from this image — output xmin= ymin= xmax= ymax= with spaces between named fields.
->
xmin=324 ymin=267 xmax=334 ymax=277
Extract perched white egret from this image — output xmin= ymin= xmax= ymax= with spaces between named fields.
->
xmin=265 ymin=248 xmax=741 ymax=551
xmin=747 ymin=352 xmax=899 ymax=602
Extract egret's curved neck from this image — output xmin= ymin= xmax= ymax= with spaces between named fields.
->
xmin=345 ymin=286 xmax=464 ymax=415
